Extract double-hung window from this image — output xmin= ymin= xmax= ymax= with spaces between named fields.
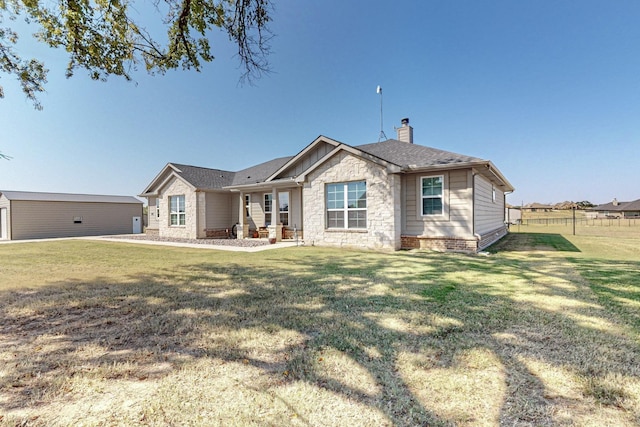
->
xmin=264 ymin=194 xmax=272 ymax=225
xmin=279 ymin=192 xmax=289 ymax=226
xmin=421 ymin=176 xmax=443 ymax=216
xmin=264 ymin=193 xmax=289 ymax=225
xmin=245 ymin=195 xmax=251 ymax=218
xmin=326 ymin=181 xmax=367 ymax=229
xmin=169 ymin=195 xmax=186 ymax=226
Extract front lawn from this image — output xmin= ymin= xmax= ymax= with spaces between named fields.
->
xmin=1 ymin=237 xmax=639 ymax=426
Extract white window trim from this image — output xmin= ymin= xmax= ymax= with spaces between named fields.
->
xmin=326 ymin=181 xmax=367 ymax=230
xmin=169 ymin=195 xmax=186 ymax=226
xmin=264 ymin=193 xmax=272 ymax=226
xmin=245 ymin=194 xmax=251 ymax=218
xmin=278 ymin=191 xmax=289 ymax=226
xmin=420 ymin=174 xmax=445 ymax=217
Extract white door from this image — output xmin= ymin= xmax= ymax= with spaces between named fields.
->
xmin=0 ymin=208 xmax=6 ymax=239
xmin=132 ymin=216 xmax=142 ymax=234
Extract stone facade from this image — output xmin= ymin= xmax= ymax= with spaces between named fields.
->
xmin=158 ymin=177 xmax=199 ymax=239
xmin=303 ymin=151 xmax=401 ymax=250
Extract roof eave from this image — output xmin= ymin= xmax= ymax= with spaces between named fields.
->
xmin=403 ymin=161 xmax=515 ymax=192
xmin=224 ymin=178 xmax=298 ymax=192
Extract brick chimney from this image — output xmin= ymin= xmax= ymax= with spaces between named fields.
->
xmin=396 ymin=118 xmax=413 ymax=144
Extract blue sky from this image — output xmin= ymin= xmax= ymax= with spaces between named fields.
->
xmin=1 ymin=0 xmax=639 ymax=205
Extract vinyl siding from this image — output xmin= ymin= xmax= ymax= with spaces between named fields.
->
xmin=147 ymin=197 xmax=159 ymax=229
xmin=278 ymin=142 xmax=335 ymax=179
xmin=204 ymin=192 xmax=234 ymax=229
xmin=402 ymin=169 xmax=473 ymax=238
xmin=8 ymin=200 xmax=142 ymax=240
xmin=474 ymin=174 xmax=505 ymax=235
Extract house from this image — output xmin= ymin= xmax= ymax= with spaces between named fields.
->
xmin=589 ymin=198 xmax=640 ymax=219
xmin=523 ymin=202 xmax=553 ymax=212
xmin=140 ymin=119 xmax=514 ymax=251
xmin=0 ymin=191 xmax=143 ymax=240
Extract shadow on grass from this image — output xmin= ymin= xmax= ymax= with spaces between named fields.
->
xmin=489 ymin=232 xmax=581 ymax=253
xmin=1 ymin=245 xmax=639 ymax=425
xmin=567 ymin=257 xmax=640 ymax=330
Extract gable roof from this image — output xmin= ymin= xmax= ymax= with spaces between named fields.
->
xmin=142 ymin=137 xmax=514 ymax=194
xmin=0 ymin=190 xmax=141 ymax=204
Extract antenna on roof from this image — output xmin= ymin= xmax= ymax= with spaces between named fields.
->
xmin=377 ymin=85 xmax=387 ymax=142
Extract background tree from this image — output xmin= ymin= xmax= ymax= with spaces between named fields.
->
xmin=0 ymin=0 xmax=273 ymax=110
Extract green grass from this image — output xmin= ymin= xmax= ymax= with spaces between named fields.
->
xmin=1 ymin=234 xmax=639 ymax=426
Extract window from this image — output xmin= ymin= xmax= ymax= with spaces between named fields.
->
xmin=155 ymin=198 xmax=160 ymax=218
xmin=170 ymin=195 xmax=186 ymax=226
xmin=326 ymin=181 xmax=366 ymax=229
xmin=492 ymin=186 xmax=497 ymax=203
xmin=264 ymin=192 xmax=288 ymax=225
xmin=264 ymin=194 xmax=272 ymax=225
xmin=245 ymin=194 xmax=251 ymax=218
xmin=279 ymin=192 xmax=289 ymax=226
xmin=421 ymin=176 xmax=443 ymax=216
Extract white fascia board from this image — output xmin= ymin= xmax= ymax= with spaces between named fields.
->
xmin=139 ymin=163 xmax=183 ymax=196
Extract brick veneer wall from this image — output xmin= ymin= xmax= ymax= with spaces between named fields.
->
xmin=401 ymin=235 xmax=479 ymax=252
xmin=204 ymin=228 xmax=232 ymax=238
xmin=401 ymin=225 xmax=508 ymax=252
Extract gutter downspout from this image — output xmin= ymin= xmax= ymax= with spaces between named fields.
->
xmin=472 ymin=172 xmax=480 ymax=248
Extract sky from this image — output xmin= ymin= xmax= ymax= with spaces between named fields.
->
xmin=1 ymin=0 xmax=639 ymax=206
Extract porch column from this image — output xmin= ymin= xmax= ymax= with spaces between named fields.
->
xmin=269 ymin=188 xmax=283 ymax=242
xmin=236 ymin=192 xmax=248 ymax=239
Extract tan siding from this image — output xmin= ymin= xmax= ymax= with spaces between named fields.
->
xmin=289 ymin=186 xmax=302 ymax=230
xmin=403 ymin=169 xmax=473 ymax=238
xmin=147 ymin=197 xmax=159 ymax=229
xmin=279 ymin=142 xmax=334 ymax=178
xmin=9 ymin=200 xmax=142 ymax=240
xmin=474 ymin=174 xmax=505 ymax=234
xmin=205 ymin=192 xmax=233 ymax=229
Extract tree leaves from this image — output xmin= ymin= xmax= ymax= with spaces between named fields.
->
xmin=0 ymin=0 xmax=273 ymax=109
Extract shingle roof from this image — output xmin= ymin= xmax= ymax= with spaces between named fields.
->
xmin=169 ymin=163 xmax=235 ymax=189
xmin=163 ymin=139 xmax=501 ymax=191
xmin=356 ymin=139 xmax=484 ymax=168
xmin=621 ymin=199 xmax=640 ymax=211
xmin=0 ymin=190 xmax=141 ymax=204
xmin=231 ymin=156 xmax=293 ymax=186
xmin=594 ymin=199 xmax=640 ymax=211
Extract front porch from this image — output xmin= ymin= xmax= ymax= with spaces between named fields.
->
xmin=227 ymin=179 xmax=303 ymax=243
